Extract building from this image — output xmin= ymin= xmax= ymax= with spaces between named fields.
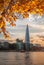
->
xmin=0 ymin=42 xmax=2 ymax=48
xmin=25 ymin=24 xmax=30 ymax=51
xmin=16 ymin=39 xmax=23 ymax=51
xmin=1 ymin=41 xmax=9 ymax=49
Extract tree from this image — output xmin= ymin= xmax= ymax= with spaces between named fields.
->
xmin=0 ymin=0 xmax=44 ymax=39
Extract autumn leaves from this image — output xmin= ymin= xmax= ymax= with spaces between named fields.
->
xmin=0 ymin=0 xmax=44 ymax=39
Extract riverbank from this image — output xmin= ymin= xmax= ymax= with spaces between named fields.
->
xmin=0 ymin=50 xmax=44 ymax=52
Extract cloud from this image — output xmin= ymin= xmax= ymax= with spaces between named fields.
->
xmin=30 ymin=34 xmax=44 ymax=47
xmin=0 ymin=14 xmax=44 ymax=40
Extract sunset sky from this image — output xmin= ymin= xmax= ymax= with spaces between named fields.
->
xmin=0 ymin=14 xmax=44 ymax=46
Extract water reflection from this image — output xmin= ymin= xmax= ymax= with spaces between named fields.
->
xmin=3 ymin=52 xmax=16 ymax=65
xmin=15 ymin=53 xmax=20 ymax=65
xmin=0 ymin=52 xmax=44 ymax=65
xmin=15 ymin=52 xmax=25 ymax=65
xmin=15 ymin=52 xmax=33 ymax=65
xmin=25 ymin=52 xmax=32 ymax=65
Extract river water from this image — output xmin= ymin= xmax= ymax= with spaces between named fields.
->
xmin=0 ymin=52 xmax=44 ymax=65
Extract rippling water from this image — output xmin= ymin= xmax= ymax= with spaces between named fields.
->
xmin=0 ymin=52 xmax=44 ymax=65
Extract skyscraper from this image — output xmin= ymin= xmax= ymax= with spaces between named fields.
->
xmin=25 ymin=24 xmax=30 ymax=50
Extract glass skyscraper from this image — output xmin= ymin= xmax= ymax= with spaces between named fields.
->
xmin=25 ymin=24 xmax=30 ymax=50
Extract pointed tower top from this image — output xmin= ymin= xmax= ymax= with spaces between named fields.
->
xmin=26 ymin=24 xmax=29 ymax=30
xmin=27 ymin=24 xmax=28 ymax=26
xmin=25 ymin=24 xmax=30 ymax=44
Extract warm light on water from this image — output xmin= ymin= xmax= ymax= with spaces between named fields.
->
xmin=0 ymin=52 xmax=44 ymax=65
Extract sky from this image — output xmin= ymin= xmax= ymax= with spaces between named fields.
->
xmin=0 ymin=14 xmax=44 ymax=46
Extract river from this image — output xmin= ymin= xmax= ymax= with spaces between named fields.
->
xmin=0 ymin=52 xmax=44 ymax=65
